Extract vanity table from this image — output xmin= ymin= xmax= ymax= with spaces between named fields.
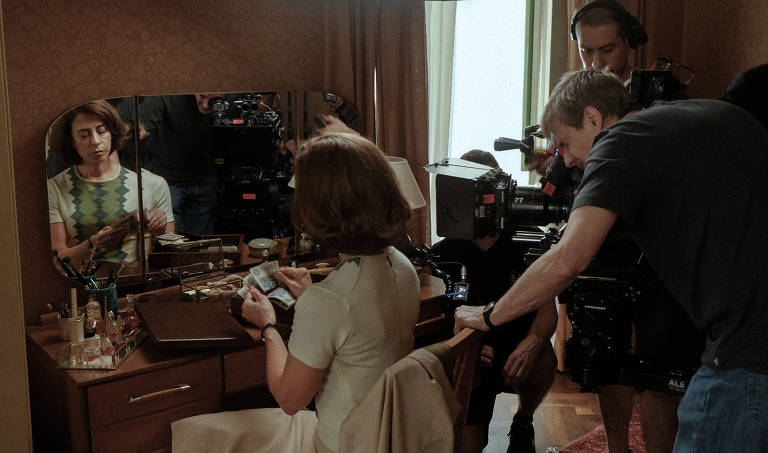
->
xmin=27 ymin=272 xmax=447 ymax=453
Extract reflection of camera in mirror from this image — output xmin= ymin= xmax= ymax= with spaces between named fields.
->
xmin=207 ymin=93 xmax=283 ymax=134
xmin=205 ymin=92 xmax=292 ymax=239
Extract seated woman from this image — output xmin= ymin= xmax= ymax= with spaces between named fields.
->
xmin=47 ymin=100 xmax=174 ymax=271
xmin=172 ymin=133 xmax=421 ymax=453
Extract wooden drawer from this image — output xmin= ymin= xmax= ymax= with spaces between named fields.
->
xmin=91 ymin=396 xmax=220 ymax=453
xmin=87 ymin=357 xmax=221 ymax=427
xmin=223 ymin=346 xmax=267 ymax=394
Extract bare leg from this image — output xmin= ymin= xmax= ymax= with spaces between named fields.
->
xmin=516 ymin=343 xmax=557 ymax=417
xmin=504 ymin=344 xmax=557 ymax=453
xmin=598 ymin=384 xmax=636 ymax=453
xmin=640 ymin=390 xmax=681 ymax=453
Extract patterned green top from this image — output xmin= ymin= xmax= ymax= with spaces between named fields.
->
xmin=48 ymin=165 xmax=173 ymax=263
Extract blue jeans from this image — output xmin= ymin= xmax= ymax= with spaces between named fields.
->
xmin=674 ymin=365 xmax=768 ymax=452
xmin=169 ymin=173 xmax=218 ymax=236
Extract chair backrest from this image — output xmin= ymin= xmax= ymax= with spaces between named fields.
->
xmin=423 ymin=327 xmax=482 ymax=452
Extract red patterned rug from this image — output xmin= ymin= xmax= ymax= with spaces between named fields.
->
xmin=557 ymin=404 xmax=645 ymax=453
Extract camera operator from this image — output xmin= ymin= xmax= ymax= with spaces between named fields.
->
xmin=432 ymin=150 xmax=557 ymax=453
xmin=454 ymin=68 xmax=768 ymax=452
xmin=570 ymin=3 xmax=703 ymax=452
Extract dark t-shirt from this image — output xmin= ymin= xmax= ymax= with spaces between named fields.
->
xmin=117 ymin=95 xmax=213 ymax=186
xmin=431 ymin=234 xmax=537 ymax=362
xmin=573 ymin=99 xmax=768 ymax=373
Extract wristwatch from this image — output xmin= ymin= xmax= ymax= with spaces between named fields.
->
xmin=482 ymin=301 xmax=497 ymax=330
xmin=260 ymin=321 xmax=279 ymax=344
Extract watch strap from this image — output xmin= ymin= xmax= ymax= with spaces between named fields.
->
xmin=260 ymin=321 xmax=279 ymax=343
xmin=482 ymin=301 xmax=497 ymax=329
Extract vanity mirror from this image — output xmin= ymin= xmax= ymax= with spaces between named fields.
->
xmin=45 ymin=91 xmax=359 ymax=292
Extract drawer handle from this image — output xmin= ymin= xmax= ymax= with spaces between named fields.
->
xmin=128 ymin=384 xmax=192 ymax=404
xmin=415 ymin=314 xmax=446 ymax=328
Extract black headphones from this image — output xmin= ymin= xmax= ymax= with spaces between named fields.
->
xmin=570 ymin=0 xmax=648 ymax=49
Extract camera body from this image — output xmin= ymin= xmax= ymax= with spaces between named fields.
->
xmin=429 ymin=160 xmax=571 ymax=240
xmin=628 ymin=69 xmax=690 ymax=108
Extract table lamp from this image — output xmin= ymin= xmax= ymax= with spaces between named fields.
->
xmin=388 ymin=156 xmax=427 ymax=209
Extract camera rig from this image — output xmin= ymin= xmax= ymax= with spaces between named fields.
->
xmin=524 ymin=236 xmax=696 ymax=395
xmin=203 ymin=92 xmax=292 ymax=240
xmin=428 ymin=124 xmax=695 ymax=395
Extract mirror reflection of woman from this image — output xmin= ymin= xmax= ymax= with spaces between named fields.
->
xmin=47 ymin=100 xmax=174 ymax=271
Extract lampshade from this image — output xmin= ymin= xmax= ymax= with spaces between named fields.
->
xmin=388 ymin=156 xmax=427 ymax=209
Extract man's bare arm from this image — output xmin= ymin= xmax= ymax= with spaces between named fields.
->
xmin=454 ymin=205 xmax=617 ymax=331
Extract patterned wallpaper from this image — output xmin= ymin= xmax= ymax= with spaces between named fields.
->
xmin=1 ymin=0 xmax=325 ymax=323
xmin=5 ymin=0 xmax=767 ymax=323
xmin=680 ymin=0 xmax=768 ymax=99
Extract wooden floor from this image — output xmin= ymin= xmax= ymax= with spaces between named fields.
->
xmin=483 ymin=371 xmax=603 ymax=453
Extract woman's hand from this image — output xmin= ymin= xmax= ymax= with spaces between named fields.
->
xmin=91 ymin=225 xmax=129 ymax=250
xmin=144 ymin=208 xmax=167 ymax=235
xmin=273 ymin=267 xmax=312 ymax=298
xmin=241 ymin=286 xmax=277 ymax=328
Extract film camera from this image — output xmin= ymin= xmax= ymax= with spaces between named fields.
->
xmin=204 ymin=92 xmax=292 ymax=240
xmin=426 ymin=157 xmax=571 ymax=240
xmin=429 ymin=125 xmax=694 ymax=395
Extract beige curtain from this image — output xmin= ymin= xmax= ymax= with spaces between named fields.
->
xmin=425 ymin=1 xmax=456 ymax=245
xmin=323 ymin=1 xmax=430 ymax=245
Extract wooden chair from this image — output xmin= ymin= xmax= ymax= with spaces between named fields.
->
xmin=424 ymin=327 xmax=482 ymax=452
xmin=338 ymin=327 xmax=482 ymax=452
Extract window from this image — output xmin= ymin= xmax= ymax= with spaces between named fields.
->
xmin=426 ymin=0 xmax=533 ymax=244
xmin=449 ymin=0 xmax=529 ymax=182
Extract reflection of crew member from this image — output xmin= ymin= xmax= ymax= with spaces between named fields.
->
xmin=123 ymin=95 xmax=217 ymax=236
xmin=455 ymin=69 xmax=768 ymax=453
xmin=432 ymin=150 xmax=556 ymax=453
xmin=47 ymin=100 xmax=173 ymax=267
xmin=570 ymin=4 xmax=702 ymax=452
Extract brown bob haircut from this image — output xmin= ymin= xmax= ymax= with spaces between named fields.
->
xmin=292 ymin=133 xmax=411 ymax=255
xmin=48 ymin=100 xmax=130 ymax=165
xmin=541 ymin=68 xmax=635 ymax=136
xmin=460 ymin=149 xmax=500 ymax=168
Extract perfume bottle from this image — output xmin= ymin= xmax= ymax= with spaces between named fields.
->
xmin=85 ymin=295 xmax=102 ymax=321
xmin=105 ymin=311 xmax=121 ymax=346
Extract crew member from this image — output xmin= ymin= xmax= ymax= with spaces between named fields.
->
xmin=571 ymin=3 xmax=703 ymax=452
xmin=455 ymin=68 xmax=768 ymax=453
xmin=432 ymin=150 xmax=557 ymax=453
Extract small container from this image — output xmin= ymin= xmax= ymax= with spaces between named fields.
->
xmin=58 ymin=313 xmax=85 ymax=343
xmin=84 ymin=333 xmax=101 ymax=358
xmin=85 ymin=295 xmax=102 ymax=321
xmin=85 ymin=284 xmax=118 ymax=318
xmin=125 ymin=293 xmax=136 ymax=311
xmin=58 ymin=314 xmax=86 ymax=367
xmin=105 ymin=311 xmax=121 ymax=346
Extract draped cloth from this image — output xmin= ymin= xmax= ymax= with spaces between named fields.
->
xmin=323 ymin=1 xmax=430 ymax=245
